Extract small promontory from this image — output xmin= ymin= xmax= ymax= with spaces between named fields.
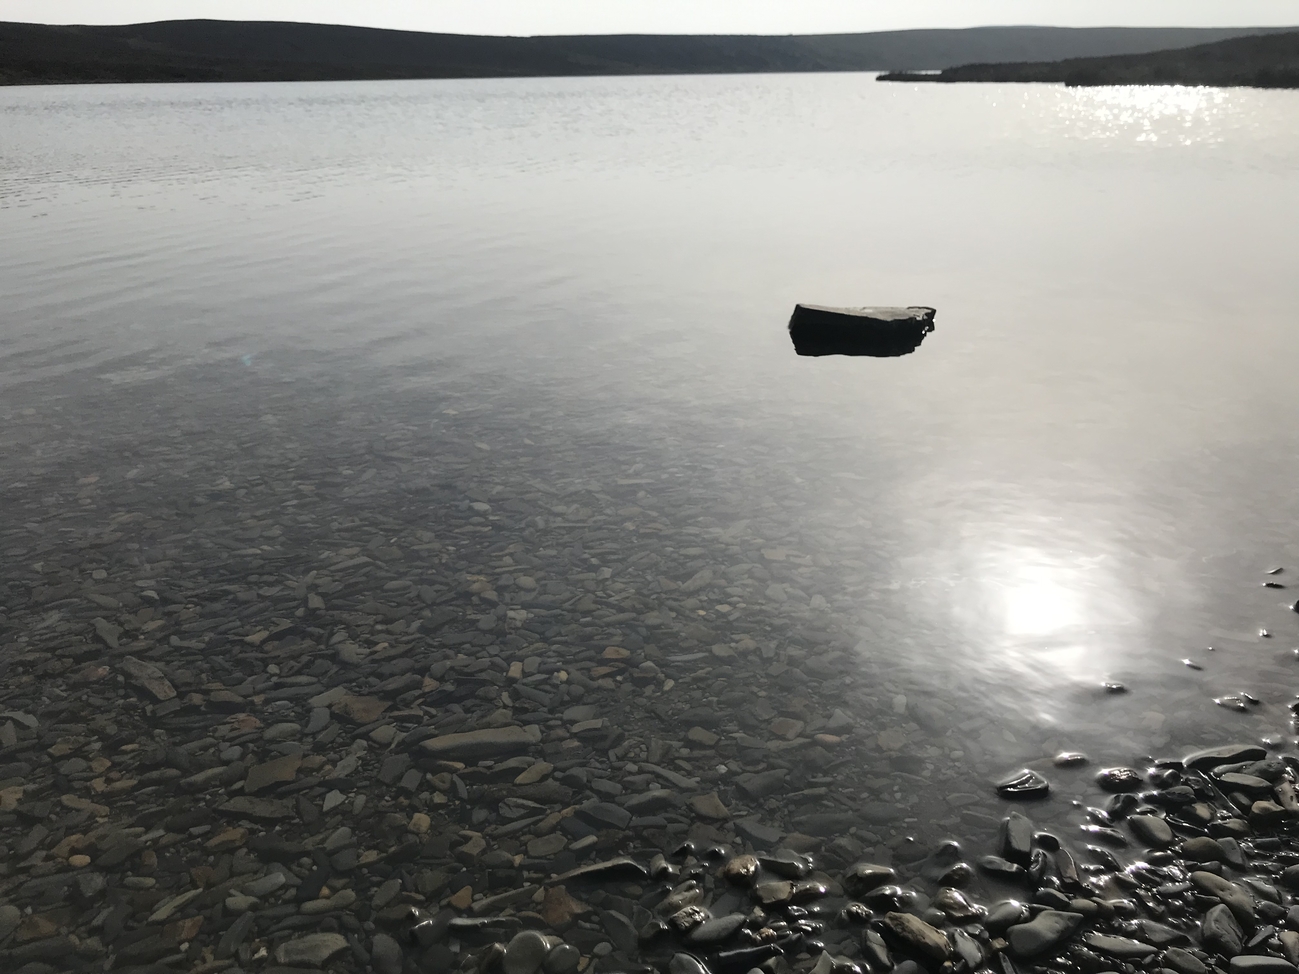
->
xmin=879 ymin=30 xmax=1299 ymax=88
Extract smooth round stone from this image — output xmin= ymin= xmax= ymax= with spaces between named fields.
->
xmin=1128 ymin=814 xmax=1174 ymax=848
xmin=504 ymin=930 xmax=551 ymax=974
xmin=1096 ymin=768 xmax=1144 ymax=792
xmin=669 ymin=954 xmax=709 ymax=974
xmin=686 ymin=914 xmax=746 ymax=945
xmin=1181 ymin=836 xmax=1229 ymax=863
xmin=1008 ymin=910 xmax=1084 ymax=959
xmin=371 ymin=933 xmax=404 ymax=974
xmin=1053 ymin=752 xmax=1088 ymax=767
xmin=1165 ymin=948 xmax=1209 ymax=974
xmin=985 ymin=900 xmax=1029 ymax=933
xmin=543 ymin=944 xmax=581 ymax=974
xmin=1228 ymin=958 xmax=1295 ymax=974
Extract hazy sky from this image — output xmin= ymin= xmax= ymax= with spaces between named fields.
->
xmin=7 ymin=1 xmax=1299 ymax=36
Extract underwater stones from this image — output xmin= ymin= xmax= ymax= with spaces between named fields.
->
xmin=759 ymin=850 xmax=814 ymax=879
xmin=997 ymin=769 xmax=1050 ymax=799
xmin=275 ymin=932 xmax=350 ymax=967
xmin=503 ymin=931 xmax=551 ymax=974
xmin=735 ymin=769 xmax=788 ymax=800
xmin=371 ymin=933 xmax=404 ymax=974
xmin=118 ymin=655 xmax=177 ymax=701
xmin=419 ymin=724 xmax=542 ymax=760
xmin=1054 ymin=752 xmax=1089 ymax=767
xmin=845 ymin=863 xmax=896 ymax=895
xmin=553 ymin=858 xmax=649 ymax=884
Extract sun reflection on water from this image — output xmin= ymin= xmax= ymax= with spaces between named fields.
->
xmin=1038 ymin=84 xmax=1238 ymax=146
xmin=1004 ymin=563 xmax=1083 ymax=636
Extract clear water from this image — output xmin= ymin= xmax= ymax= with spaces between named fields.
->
xmin=4 ymin=75 xmax=1299 ymax=829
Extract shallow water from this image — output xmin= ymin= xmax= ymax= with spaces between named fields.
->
xmin=3 ymin=74 xmax=1299 ymax=836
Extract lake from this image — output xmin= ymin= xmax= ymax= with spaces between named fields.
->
xmin=2 ymin=73 xmax=1299 ymax=941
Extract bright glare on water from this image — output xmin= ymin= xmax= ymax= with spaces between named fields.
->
xmin=3 ymin=74 xmax=1299 ymax=798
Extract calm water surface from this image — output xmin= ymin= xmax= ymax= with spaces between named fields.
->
xmin=4 ymin=75 xmax=1299 ymax=820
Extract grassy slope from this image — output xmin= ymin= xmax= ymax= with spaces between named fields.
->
xmin=879 ymin=30 xmax=1299 ymax=87
xmin=1 ymin=21 xmax=1294 ymax=85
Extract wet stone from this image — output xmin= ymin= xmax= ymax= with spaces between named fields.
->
xmin=883 ymin=911 xmax=952 ymax=963
xmin=1203 ymin=903 xmax=1244 ymax=957
xmin=1129 ymin=814 xmax=1175 ymax=848
xmin=504 ymin=930 xmax=551 ymax=974
xmin=1008 ymin=910 xmax=1084 ymax=959
xmin=1083 ymin=933 xmax=1159 ymax=959
xmin=1231 ymin=958 xmax=1298 ymax=974
xmin=997 ymin=769 xmax=1050 ymax=799
xmin=275 ymin=932 xmax=350 ymax=966
xmin=1097 ymin=767 xmax=1144 ymax=792
xmin=1166 ymin=947 xmax=1210 ymax=974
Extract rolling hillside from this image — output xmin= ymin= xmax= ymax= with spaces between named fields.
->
xmin=1 ymin=21 xmax=1294 ymax=86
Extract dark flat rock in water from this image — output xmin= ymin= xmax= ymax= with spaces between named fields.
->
xmin=552 ymin=857 xmax=649 ymax=883
xmin=1184 ymin=744 xmax=1267 ymax=770
xmin=418 ymin=725 xmax=542 ymax=760
xmin=1231 ymin=957 xmax=1299 ymax=974
xmin=996 ymin=768 xmax=1050 ymax=799
xmin=789 ymin=305 xmax=936 ymax=357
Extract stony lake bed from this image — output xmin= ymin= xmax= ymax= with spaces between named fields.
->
xmin=5 ymin=73 xmax=1299 ymax=974
xmin=2 ymin=357 xmax=1299 ymax=974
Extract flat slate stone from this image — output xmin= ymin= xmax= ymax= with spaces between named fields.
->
xmin=552 ymin=857 xmax=648 ymax=883
xmin=883 ymin=911 xmax=951 ymax=963
xmin=1231 ymin=958 xmax=1298 ymax=974
xmin=419 ymin=725 xmax=542 ymax=760
xmin=245 ymin=754 xmax=302 ymax=794
xmin=734 ymin=818 xmax=784 ymax=847
xmin=1082 ymin=933 xmax=1158 ymax=959
xmin=1001 ymin=811 xmax=1034 ymax=865
xmin=119 ymin=655 xmax=177 ymax=701
xmin=275 ymin=932 xmax=349 ymax=966
xmin=217 ymin=797 xmax=295 ymax=821
xmin=1184 ymin=745 xmax=1267 ymax=771
xmin=575 ymin=801 xmax=631 ymax=830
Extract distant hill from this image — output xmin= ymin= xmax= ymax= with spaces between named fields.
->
xmin=1 ymin=20 xmax=1296 ymax=85
xmin=880 ymin=29 xmax=1299 ymax=87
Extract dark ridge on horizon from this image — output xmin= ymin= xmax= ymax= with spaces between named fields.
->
xmin=879 ymin=29 xmax=1299 ymax=88
xmin=2 ymin=20 xmax=1296 ymax=86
